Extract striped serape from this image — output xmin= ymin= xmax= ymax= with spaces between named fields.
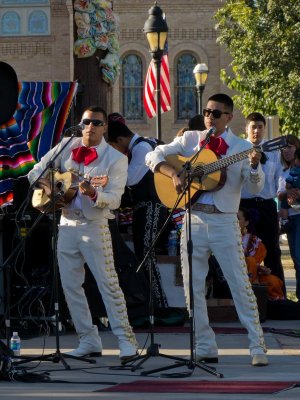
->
xmin=0 ymin=81 xmax=77 ymax=206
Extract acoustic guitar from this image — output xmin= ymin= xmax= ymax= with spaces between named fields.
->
xmin=32 ymin=171 xmax=108 ymax=212
xmin=154 ymin=136 xmax=287 ymax=209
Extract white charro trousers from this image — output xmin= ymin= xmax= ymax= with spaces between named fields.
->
xmin=57 ymin=214 xmax=137 ymax=348
xmin=180 ymin=211 xmax=266 ymax=357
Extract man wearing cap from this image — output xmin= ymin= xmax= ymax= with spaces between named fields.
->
xmin=107 ymin=114 xmax=169 ymax=309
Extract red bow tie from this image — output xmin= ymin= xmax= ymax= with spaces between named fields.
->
xmin=200 ymin=136 xmax=228 ymax=156
xmin=72 ymin=146 xmax=98 ymax=166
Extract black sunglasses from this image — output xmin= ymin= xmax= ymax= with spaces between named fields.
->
xmin=203 ymin=108 xmax=230 ymax=119
xmin=82 ymin=118 xmax=106 ymax=127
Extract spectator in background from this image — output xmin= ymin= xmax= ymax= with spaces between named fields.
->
xmin=240 ymin=112 xmax=285 ymax=291
xmin=238 ymin=207 xmax=285 ymax=300
xmin=278 ymin=135 xmax=300 ymax=302
xmin=279 ymin=147 xmax=300 ymax=231
xmin=188 ymin=114 xmax=206 ymax=131
xmin=176 ymin=114 xmax=206 ymax=137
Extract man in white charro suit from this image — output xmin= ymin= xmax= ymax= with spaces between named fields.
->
xmin=146 ymin=93 xmax=268 ymax=367
xmin=28 ymin=106 xmax=138 ymax=361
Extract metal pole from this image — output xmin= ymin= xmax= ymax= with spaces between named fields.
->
xmin=154 ymin=57 xmax=162 ymax=141
xmin=196 ymin=86 xmax=201 ymax=115
xmin=199 ymin=85 xmax=204 ymax=116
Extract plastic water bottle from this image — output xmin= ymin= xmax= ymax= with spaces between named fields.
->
xmin=10 ymin=331 xmax=21 ymax=357
xmin=168 ymin=230 xmax=178 ymax=256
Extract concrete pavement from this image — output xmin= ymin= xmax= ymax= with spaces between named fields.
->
xmin=0 ymin=316 xmax=299 ymax=400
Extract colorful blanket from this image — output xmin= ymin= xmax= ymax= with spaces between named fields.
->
xmin=0 ymin=81 xmax=77 ymax=206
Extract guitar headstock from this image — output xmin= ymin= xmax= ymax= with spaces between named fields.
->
xmin=258 ymin=136 xmax=288 ymax=152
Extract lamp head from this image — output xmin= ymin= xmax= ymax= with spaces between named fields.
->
xmin=144 ymin=2 xmax=168 ymax=57
xmin=193 ymin=63 xmax=209 ymax=87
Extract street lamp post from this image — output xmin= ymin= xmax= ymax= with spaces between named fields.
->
xmin=144 ymin=1 xmax=168 ymax=141
xmin=193 ymin=63 xmax=208 ymax=115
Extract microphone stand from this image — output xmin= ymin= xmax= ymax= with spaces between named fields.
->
xmin=1 ymin=127 xmax=95 ymax=369
xmin=122 ymin=130 xmax=223 ymax=378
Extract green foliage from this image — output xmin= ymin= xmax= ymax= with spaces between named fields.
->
xmin=215 ymin=0 xmax=300 ymax=135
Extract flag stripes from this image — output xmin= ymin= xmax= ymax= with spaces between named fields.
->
xmin=143 ymin=53 xmax=171 ymax=119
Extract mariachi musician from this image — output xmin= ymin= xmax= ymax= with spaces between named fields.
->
xmin=28 ymin=105 xmax=138 ymax=362
xmin=146 ymin=93 xmax=268 ymax=367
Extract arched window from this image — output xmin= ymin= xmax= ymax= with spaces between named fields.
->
xmin=28 ymin=10 xmax=48 ymax=34
xmin=1 ymin=11 xmax=20 ymax=34
xmin=121 ymin=54 xmax=143 ymax=120
xmin=176 ymin=53 xmax=197 ymax=120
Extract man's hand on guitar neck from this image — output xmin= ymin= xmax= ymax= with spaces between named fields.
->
xmin=156 ymin=161 xmax=184 ymax=194
xmin=79 ymin=178 xmax=96 ymax=198
xmin=79 ymin=175 xmax=109 ymax=199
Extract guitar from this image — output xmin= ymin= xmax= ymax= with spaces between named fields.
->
xmin=32 ymin=171 xmax=108 ymax=212
xmin=154 ymin=136 xmax=287 ymax=209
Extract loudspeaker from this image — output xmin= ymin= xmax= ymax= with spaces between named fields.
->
xmin=2 ymin=213 xmax=55 ymax=320
xmin=1 ymin=215 xmax=149 ymax=325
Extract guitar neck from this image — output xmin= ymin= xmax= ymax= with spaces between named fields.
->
xmin=194 ymin=148 xmax=253 ymax=176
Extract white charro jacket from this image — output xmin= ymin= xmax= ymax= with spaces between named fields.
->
xmin=145 ymin=128 xmax=265 ymax=213
xmin=28 ymin=137 xmax=128 ymax=221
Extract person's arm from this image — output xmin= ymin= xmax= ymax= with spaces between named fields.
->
xmin=92 ymin=155 xmax=128 ymax=210
xmin=241 ymin=153 xmax=265 ymax=194
xmin=277 ymin=172 xmax=287 ymax=201
xmin=27 ymin=139 xmax=68 ymax=186
xmin=154 ymin=161 xmax=184 ymax=194
xmin=146 ymin=132 xmax=199 ymax=194
xmin=286 ymin=185 xmax=300 ymax=205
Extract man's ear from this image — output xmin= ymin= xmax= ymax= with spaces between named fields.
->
xmin=227 ymin=113 xmax=234 ymax=124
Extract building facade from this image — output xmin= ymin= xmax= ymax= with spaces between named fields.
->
xmin=0 ymin=0 xmax=249 ymax=142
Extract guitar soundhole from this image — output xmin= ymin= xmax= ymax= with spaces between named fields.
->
xmin=56 ymin=181 xmax=63 ymax=190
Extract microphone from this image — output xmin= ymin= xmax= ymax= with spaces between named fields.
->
xmin=65 ymin=123 xmax=84 ymax=136
xmin=205 ymin=126 xmax=216 ymax=139
xmin=60 ymin=123 xmax=84 ymax=139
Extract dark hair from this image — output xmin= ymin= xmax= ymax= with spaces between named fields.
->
xmin=207 ymin=93 xmax=234 ymax=112
xmin=295 ymin=147 xmax=300 ymax=160
xmin=188 ymin=114 xmax=206 ymax=130
xmin=108 ymin=112 xmax=126 ymax=125
xmin=107 ymin=120 xmax=134 ymax=143
xmin=84 ymin=105 xmax=107 ymax=122
xmin=280 ymin=134 xmax=300 ymax=168
xmin=246 ymin=112 xmax=266 ymax=126
xmin=239 ymin=207 xmax=259 ymax=235
xmin=175 ymin=127 xmax=188 ymax=137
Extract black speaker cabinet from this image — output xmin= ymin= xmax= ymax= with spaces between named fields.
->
xmin=1 ymin=215 xmax=148 ymax=325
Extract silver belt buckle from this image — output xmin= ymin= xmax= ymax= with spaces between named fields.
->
xmin=74 ymin=210 xmax=82 ymax=218
xmin=203 ymin=204 xmax=215 ymax=213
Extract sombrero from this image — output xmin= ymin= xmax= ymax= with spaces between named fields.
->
xmin=0 ymin=61 xmax=18 ymax=125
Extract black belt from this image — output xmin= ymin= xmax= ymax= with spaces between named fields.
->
xmin=242 ymin=197 xmax=273 ymax=202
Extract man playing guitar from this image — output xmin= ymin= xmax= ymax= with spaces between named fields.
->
xmin=146 ymin=93 xmax=268 ymax=367
xmin=28 ymin=106 xmax=138 ymax=362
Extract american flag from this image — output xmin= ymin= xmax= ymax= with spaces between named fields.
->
xmin=143 ymin=47 xmax=171 ymax=119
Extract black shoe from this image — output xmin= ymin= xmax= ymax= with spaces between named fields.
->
xmin=196 ymin=355 xmax=219 ymax=363
xmin=280 ymin=221 xmax=292 ymax=234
